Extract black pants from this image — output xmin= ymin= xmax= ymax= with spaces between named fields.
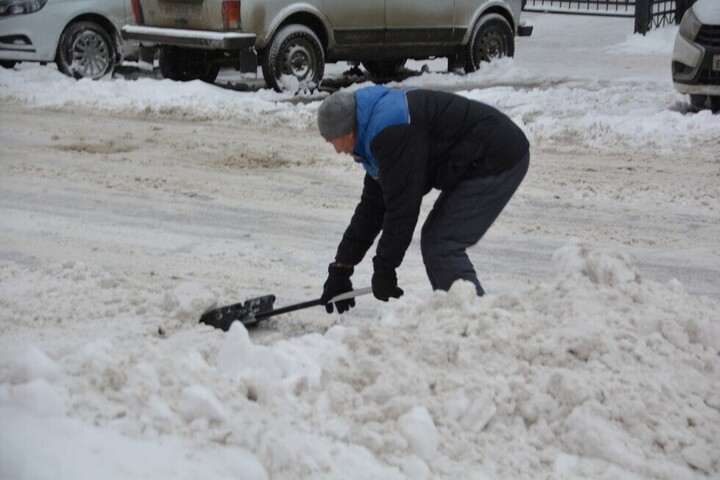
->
xmin=420 ymin=152 xmax=529 ymax=295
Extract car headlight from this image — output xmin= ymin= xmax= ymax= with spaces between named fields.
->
xmin=679 ymin=7 xmax=702 ymax=41
xmin=0 ymin=0 xmax=48 ymax=17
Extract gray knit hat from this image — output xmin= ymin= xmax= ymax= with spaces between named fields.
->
xmin=317 ymin=91 xmax=357 ymax=140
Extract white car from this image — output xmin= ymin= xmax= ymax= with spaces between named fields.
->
xmin=672 ymin=0 xmax=720 ymax=111
xmin=0 ymin=0 xmax=138 ymax=79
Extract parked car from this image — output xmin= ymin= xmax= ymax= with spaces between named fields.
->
xmin=122 ymin=0 xmax=533 ymax=92
xmin=672 ymin=0 xmax=720 ymax=111
xmin=0 ymin=0 xmax=139 ymax=79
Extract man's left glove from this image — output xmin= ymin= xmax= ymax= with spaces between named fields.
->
xmin=321 ymin=262 xmax=355 ymax=314
xmin=372 ymin=257 xmax=404 ymax=302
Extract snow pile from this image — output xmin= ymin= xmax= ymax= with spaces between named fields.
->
xmin=1 ymin=242 xmax=718 ymax=479
xmin=613 ymin=26 xmax=678 ymax=55
xmin=2 ymin=28 xmax=719 ymax=157
xmin=0 ymin=67 xmax=316 ymax=129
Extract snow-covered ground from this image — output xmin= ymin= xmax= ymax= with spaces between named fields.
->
xmin=1 ymin=12 xmax=719 ymax=480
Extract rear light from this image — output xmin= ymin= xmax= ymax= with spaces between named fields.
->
xmin=131 ymin=0 xmax=144 ymax=24
xmin=222 ymin=0 xmax=240 ymax=30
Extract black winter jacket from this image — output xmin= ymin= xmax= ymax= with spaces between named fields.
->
xmin=335 ymin=88 xmax=529 ymax=271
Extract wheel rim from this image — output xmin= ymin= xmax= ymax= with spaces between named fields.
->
xmin=71 ymin=30 xmax=111 ymax=79
xmin=476 ymin=28 xmax=507 ymax=63
xmin=281 ymin=38 xmax=316 ymax=81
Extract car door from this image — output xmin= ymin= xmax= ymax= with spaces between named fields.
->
xmin=323 ymin=1 xmax=385 ymax=47
xmin=385 ymin=0 xmax=455 ymax=44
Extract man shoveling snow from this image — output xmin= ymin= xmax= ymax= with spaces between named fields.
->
xmin=317 ymin=85 xmax=530 ymax=313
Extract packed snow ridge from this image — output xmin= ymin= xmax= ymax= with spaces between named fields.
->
xmin=1 ymin=242 xmax=718 ymax=479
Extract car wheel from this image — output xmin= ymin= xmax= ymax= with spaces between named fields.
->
xmin=465 ymin=14 xmax=514 ymax=73
xmin=1 ymin=61 xmax=17 ymax=69
xmin=708 ymin=96 xmax=720 ymax=113
xmin=56 ymin=21 xmax=116 ymax=79
xmin=158 ymin=47 xmax=220 ymax=83
xmin=689 ymin=94 xmax=708 ymax=111
xmin=362 ymin=60 xmax=407 ymax=78
xmin=262 ymin=24 xmax=324 ymax=93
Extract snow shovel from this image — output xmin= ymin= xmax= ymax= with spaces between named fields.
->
xmin=199 ymin=287 xmax=373 ymax=331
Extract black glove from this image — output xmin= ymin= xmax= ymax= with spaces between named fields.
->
xmin=372 ymin=257 xmax=404 ymax=302
xmin=321 ymin=263 xmax=355 ymax=314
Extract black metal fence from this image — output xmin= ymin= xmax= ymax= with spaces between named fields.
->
xmin=523 ymin=0 xmax=635 ymax=17
xmin=522 ymin=0 xmax=698 ymax=34
xmin=634 ymin=0 xmax=675 ymax=34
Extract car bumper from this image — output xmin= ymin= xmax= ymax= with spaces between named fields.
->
xmin=121 ymin=25 xmax=256 ymax=50
xmin=673 ymin=81 xmax=720 ymax=95
xmin=0 ymin=8 xmax=62 ymax=61
xmin=672 ymin=31 xmax=720 ymax=96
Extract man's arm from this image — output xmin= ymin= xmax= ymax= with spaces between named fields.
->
xmin=372 ymin=125 xmax=429 ymax=270
xmin=335 ymin=173 xmax=386 ymax=266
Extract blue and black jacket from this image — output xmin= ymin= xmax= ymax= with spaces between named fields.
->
xmin=335 ymin=85 xmax=529 ymax=271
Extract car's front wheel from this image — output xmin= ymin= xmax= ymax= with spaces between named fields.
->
xmin=1 ymin=61 xmax=17 ymax=69
xmin=465 ymin=14 xmax=514 ymax=73
xmin=56 ymin=21 xmax=116 ymax=79
xmin=262 ymin=25 xmax=325 ymax=92
xmin=690 ymin=94 xmax=707 ymax=111
xmin=711 ymin=96 xmax=720 ymax=113
xmin=691 ymin=94 xmax=720 ymax=113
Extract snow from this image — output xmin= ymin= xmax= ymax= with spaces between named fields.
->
xmin=1 ymin=12 xmax=719 ymax=480
xmin=397 ymin=406 xmax=439 ymax=460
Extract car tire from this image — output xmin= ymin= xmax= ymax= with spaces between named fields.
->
xmin=158 ymin=47 xmax=220 ymax=83
xmin=262 ymin=24 xmax=324 ymax=93
xmin=56 ymin=21 xmax=116 ymax=80
xmin=690 ymin=94 xmax=708 ymax=111
xmin=362 ymin=60 xmax=407 ymax=78
xmin=1 ymin=61 xmax=17 ymax=69
xmin=465 ymin=14 xmax=514 ymax=73
xmin=708 ymin=96 xmax=720 ymax=113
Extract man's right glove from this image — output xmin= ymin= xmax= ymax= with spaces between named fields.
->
xmin=372 ymin=257 xmax=404 ymax=302
xmin=321 ymin=262 xmax=355 ymax=314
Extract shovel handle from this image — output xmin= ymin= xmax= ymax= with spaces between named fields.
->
xmin=255 ymin=286 xmax=373 ymax=321
xmin=329 ymin=286 xmax=373 ymax=303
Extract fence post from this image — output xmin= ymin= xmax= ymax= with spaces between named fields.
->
xmin=675 ymin=0 xmax=695 ymax=24
xmin=634 ymin=0 xmax=651 ymax=34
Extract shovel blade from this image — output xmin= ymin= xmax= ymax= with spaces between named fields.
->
xmin=199 ymin=294 xmax=276 ymax=331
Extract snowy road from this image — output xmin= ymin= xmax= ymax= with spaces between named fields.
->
xmin=1 ymin=12 xmax=719 ymax=480
xmin=1 ymin=96 xmax=718 ymax=313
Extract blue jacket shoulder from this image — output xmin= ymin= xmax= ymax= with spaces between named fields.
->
xmin=353 ymin=86 xmax=411 ymax=178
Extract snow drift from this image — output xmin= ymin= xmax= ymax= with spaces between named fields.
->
xmin=1 ymin=241 xmax=718 ymax=479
